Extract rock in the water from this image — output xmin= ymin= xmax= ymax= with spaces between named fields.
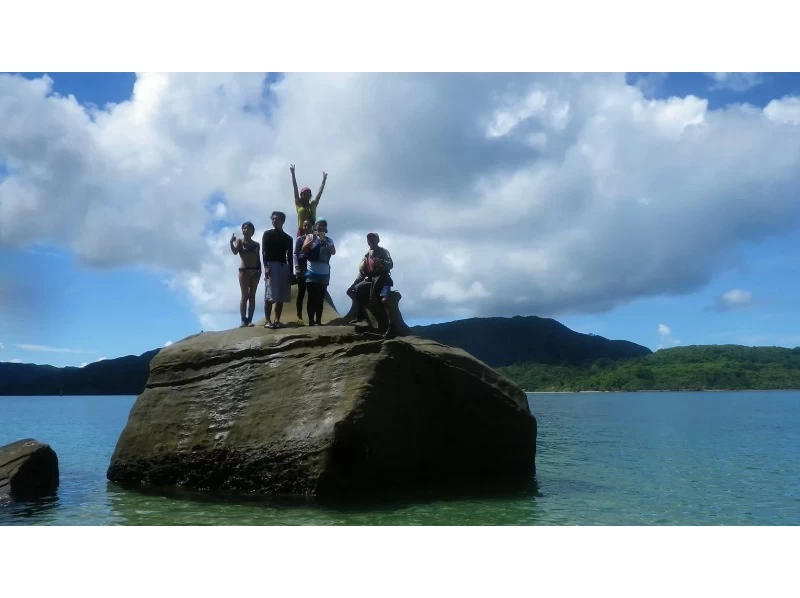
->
xmin=107 ymin=325 xmax=536 ymax=497
xmin=0 ymin=439 xmax=59 ymax=501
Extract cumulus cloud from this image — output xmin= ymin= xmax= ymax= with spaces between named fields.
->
xmin=710 ymin=288 xmax=756 ymax=312
xmin=706 ymin=73 xmax=763 ymax=93
xmin=4 ymin=73 xmax=800 ymax=329
xmin=764 ymin=97 xmax=800 ymax=125
xmin=657 ymin=323 xmax=681 ymax=350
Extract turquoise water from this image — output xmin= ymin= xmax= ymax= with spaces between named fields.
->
xmin=1 ymin=392 xmax=799 ymax=525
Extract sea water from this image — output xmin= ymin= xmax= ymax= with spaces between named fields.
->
xmin=1 ymin=392 xmax=798 ymax=525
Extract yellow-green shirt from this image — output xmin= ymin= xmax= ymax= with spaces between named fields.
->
xmin=295 ymin=200 xmax=319 ymax=233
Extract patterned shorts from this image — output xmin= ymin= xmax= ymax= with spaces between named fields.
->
xmin=264 ymin=262 xmax=291 ymax=303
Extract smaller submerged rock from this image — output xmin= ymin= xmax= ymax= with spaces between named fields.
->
xmin=0 ymin=439 xmax=60 ymax=502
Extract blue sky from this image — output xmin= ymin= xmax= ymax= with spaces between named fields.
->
xmin=2 ymin=72 xmax=800 ymax=366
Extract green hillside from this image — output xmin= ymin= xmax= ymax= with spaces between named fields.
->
xmin=500 ymin=345 xmax=800 ymax=391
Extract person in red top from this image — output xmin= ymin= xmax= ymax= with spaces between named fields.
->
xmin=347 ymin=232 xmax=396 ymax=338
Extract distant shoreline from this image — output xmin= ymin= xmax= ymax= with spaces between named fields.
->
xmin=5 ymin=388 xmax=800 ymax=398
xmin=525 ymin=388 xmax=800 ymax=394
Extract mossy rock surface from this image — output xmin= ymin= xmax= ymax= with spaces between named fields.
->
xmin=106 ymin=320 xmax=536 ymax=497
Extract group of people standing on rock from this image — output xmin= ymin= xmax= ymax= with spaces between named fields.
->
xmin=229 ymin=165 xmax=397 ymax=339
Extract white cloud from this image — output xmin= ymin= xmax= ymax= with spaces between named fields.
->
xmin=657 ymin=323 xmax=681 ymax=350
xmin=764 ymin=97 xmax=800 ymax=125
xmin=212 ymin=202 xmax=228 ymax=220
xmin=4 ymin=73 xmax=800 ymax=327
xmin=0 ymin=342 xmax=4 ymax=351
xmin=706 ymin=73 xmax=763 ymax=93
xmin=10 ymin=358 xmax=22 ymax=363
xmin=96 ymin=356 xmax=108 ymax=362
xmin=80 ymin=362 xmax=88 ymax=368
xmin=15 ymin=344 xmax=93 ymax=354
xmin=164 ymin=340 xmax=173 ymax=347
xmin=712 ymin=288 xmax=756 ymax=311
xmin=422 ymin=280 xmax=490 ymax=304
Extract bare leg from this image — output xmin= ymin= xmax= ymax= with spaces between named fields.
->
xmin=247 ymin=275 xmax=259 ymax=323
xmin=265 ymin=300 xmax=273 ymax=324
xmin=275 ymin=302 xmax=283 ymax=323
xmin=382 ymin=297 xmax=393 ymax=325
xmin=238 ymin=271 xmax=248 ymax=323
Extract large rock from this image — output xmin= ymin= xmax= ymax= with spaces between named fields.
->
xmin=250 ymin=285 xmax=341 ymax=327
xmin=0 ymin=439 xmax=59 ymax=502
xmin=107 ymin=323 xmax=537 ymax=497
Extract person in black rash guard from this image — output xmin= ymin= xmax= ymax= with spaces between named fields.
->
xmin=293 ymin=219 xmax=313 ymax=325
xmin=347 ymin=232 xmax=396 ymax=339
xmin=261 ymin=211 xmax=294 ymax=329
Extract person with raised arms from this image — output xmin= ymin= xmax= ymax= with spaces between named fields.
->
xmin=290 ymin=164 xmax=327 ymax=237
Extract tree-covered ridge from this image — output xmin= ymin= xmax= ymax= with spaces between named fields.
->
xmin=499 ymin=345 xmax=800 ymax=391
xmin=410 ymin=315 xmax=650 ymax=368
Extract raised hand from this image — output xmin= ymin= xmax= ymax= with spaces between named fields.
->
xmin=322 ymin=171 xmax=327 ymax=179
xmin=230 ymin=233 xmax=236 ymax=243
xmin=290 ymin=164 xmax=296 ymax=174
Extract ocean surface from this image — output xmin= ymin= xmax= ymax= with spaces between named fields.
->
xmin=1 ymin=392 xmax=799 ymax=525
